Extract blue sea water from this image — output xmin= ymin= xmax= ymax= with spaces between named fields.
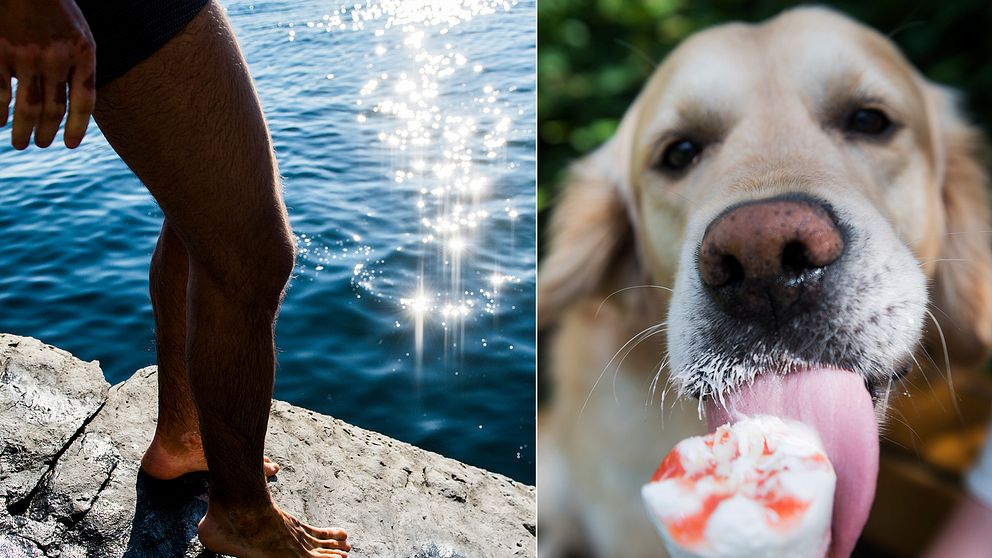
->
xmin=0 ymin=0 xmax=535 ymax=484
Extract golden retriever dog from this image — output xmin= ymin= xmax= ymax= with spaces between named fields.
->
xmin=538 ymin=7 xmax=992 ymax=557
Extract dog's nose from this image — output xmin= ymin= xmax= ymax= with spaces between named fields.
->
xmin=698 ymin=195 xmax=844 ymax=322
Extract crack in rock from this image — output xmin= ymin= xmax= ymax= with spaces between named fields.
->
xmin=6 ymin=401 xmax=107 ymax=516
xmin=68 ymin=460 xmax=119 ymax=528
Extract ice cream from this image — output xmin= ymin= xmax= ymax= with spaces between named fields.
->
xmin=642 ymin=415 xmax=836 ymax=558
xmin=705 ymin=368 xmax=879 ymax=558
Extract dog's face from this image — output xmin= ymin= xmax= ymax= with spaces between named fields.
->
xmin=634 ymin=9 xmax=941 ymax=401
xmin=543 ymin=7 xmax=992 ymax=402
xmin=540 ymin=8 xmax=992 ymax=554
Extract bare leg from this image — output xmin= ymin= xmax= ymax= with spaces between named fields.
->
xmin=93 ymin=2 xmax=348 ymax=556
xmin=141 ymin=220 xmax=279 ymax=481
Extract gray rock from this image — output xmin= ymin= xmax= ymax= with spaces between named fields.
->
xmin=0 ymin=334 xmax=109 ymax=556
xmin=0 ymin=336 xmax=535 ymax=557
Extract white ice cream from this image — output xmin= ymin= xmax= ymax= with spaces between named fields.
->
xmin=642 ymin=415 xmax=835 ymax=558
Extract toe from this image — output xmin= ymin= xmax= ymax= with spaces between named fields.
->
xmin=262 ymin=456 xmax=281 ymax=477
xmin=311 ymin=527 xmax=348 ymax=541
xmin=308 ymin=535 xmax=350 ymax=551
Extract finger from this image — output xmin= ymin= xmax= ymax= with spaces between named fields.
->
xmin=11 ymin=73 xmax=42 ymax=150
xmin=312 ymin=550 xmax=348 ymax=557
xmin=0 ymin=68 xmax=11 ymax=127
xmin=35 ymin=77 xmax=67 ymax=148
xmin=35 ymin=49 xmax=70 ymax=148
xmin=65 ymin=46 xmax=95 ymax=149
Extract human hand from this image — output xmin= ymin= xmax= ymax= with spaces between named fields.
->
xmin=0 ymin=0 xmax=96 ymax=149
xmin=924 ymin=495 xmax=992 ymax=558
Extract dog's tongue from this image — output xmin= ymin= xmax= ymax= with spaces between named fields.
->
xmin=704 ymin=368 xmax=878 ymax=558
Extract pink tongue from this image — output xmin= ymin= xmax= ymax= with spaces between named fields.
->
xmin=704 ymin=368 xmax=878 ymax=558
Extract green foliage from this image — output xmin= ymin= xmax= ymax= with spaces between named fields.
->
xmin=538 ymin=0 xmax=992 ymax=215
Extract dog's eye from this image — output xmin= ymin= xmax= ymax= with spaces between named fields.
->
xmin=845 ymin=108 xmax=891 ymax=136
xmin=658 ymin=139 xmax=701 ymax=172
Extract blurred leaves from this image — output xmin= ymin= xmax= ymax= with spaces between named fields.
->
xmin=538 ymin=0 xmax=992 ymax=216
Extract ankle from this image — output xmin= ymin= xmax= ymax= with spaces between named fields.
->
xmin=204 ymin=493 xmax=278 ymax=527
xmin=207 ymin=478 xmax=274 ymax=512
xmin=150 ymin=428 xmax=203 ymax=452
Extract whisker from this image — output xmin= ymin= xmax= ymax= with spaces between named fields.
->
xmin=595 ymin=286 xmax=672 ymax=319
xmin=646 ymin=355 xmax=669 ymax=408
xmin=881 ymin=404 xmax=921 ymax=452
xmin=924 ymin=308 xmax=962 ymax=421
xmin=915 ymin=340 xmax=946 ymax=410
xmin=887 ymin=19 xmax=925 ymax=39
xmin=923 ymin=258 xmax=974 ymax=264
xmin=580 ymin=322 xmax=665 ymax=417
xmin=908 ymin=349 xmax=923 ymax=375
xmin=646 ymin=372 xmax=661 ymax=409
xmin=649 ymin=356 xmax=674 ymax=428
xmin=613 ymin=327 xmax=667 ymax=406
xmin=943 ymin=229 xmax=992 ymax=236
xmin=918 ymin=340 xmax=940 ymax=372
xmin=878 ymin=377 xmax=893 ymax=418
xmin=910 ymin=341 xmax=938 ymax=397
xmin=613 ymin=38 xmax=659 ymax=71
xmin=667 ymin=189 xmax=697 ymax=209
xmin=661 ymin=369 xmax=680 ymax=423
xmin=886 ymin=1 xmax=924 ymax=40
xmin=892 ymin=372 xmax=927 ymax=423
xmin=671 ymin=379 xmax=692 ymax=423
xmin=927 ymin=302 xmax=959 ymax=330
xmin=655 ymin=355 xmax=671 ymax=399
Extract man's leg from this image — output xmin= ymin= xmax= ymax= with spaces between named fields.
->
xmin=92 ymin=2 xmax=349 ymax=556
xmin=142 ymin=220 xmax=280 ymax=481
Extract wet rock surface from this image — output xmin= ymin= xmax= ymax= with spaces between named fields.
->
xmin=0 ymin=335 xmax=535 ymax=557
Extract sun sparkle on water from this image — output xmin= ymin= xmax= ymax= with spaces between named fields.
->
xmin=289 ymin=0 xmax=525 ymax=371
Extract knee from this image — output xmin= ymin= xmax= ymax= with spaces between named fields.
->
xmin=257 ymin=225 xmax=297 ymax=295
xmin=239 ymin=224 xmax=296 ymax=306
xmin=194 ymin=222 xmax=296 ymax=312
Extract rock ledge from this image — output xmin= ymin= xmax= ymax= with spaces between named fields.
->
xmin=0 ymin=335 xmax=535 ymax=557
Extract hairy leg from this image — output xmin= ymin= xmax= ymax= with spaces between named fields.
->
xmin=142 ymin=220 xmax=280 ymax=481
xmin=93 ymin=2 xmax=348 ymax=556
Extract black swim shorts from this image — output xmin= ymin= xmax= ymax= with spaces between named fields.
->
xmin=75 ymin=0 xmax=210 ymax=88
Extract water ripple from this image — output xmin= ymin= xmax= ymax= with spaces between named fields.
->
xmin=0 ymin=0 xmax=535 ymax=483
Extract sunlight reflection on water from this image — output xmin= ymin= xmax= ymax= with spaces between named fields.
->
xmin=286 ymin=0 xmax=527 ymax=373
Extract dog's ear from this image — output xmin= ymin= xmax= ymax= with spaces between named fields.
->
xmin=538 ymin=141 xmax=638 ymax=330
xmin=927 ymin=85 xmax=992 ymax=367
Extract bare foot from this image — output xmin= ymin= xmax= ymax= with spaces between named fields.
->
xmin=141 ymin=431 xmax=280 ymax=480
xmin=198 ymin=500 xmax=350 ymax=557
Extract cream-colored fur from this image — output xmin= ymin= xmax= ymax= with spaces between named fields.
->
xmin=539 ymin=7 xmax=992 ymax=557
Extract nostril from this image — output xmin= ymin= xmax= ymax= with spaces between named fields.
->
xmin=699 ymin=249 xmax=745 ymax=287
xmin=720 ymin=255 xmax=745 ymax=286
xmin=699 ymin=195 xmax=844 ymax=291
xmin=781 ymin=241 xmax=812 ymax=274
